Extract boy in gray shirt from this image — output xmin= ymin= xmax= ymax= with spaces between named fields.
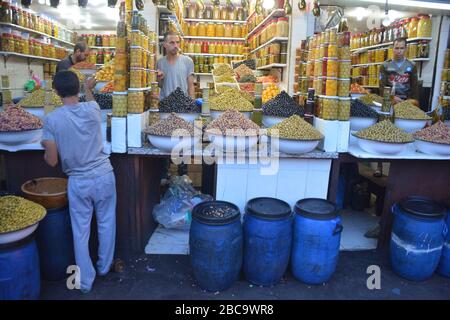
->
xmin=42 ymin=71 xmax=116 ymax=293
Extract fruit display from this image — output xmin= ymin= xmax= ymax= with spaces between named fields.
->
xmin=69 ymin=67 xmax=86 ymax=84
xmin=72 ymin=61 xmax=97 ymax=69
xmin=0 ymin=195 xmax=46 ymax=233
xmin=262 ymin=84 xmax=281 ymax=103
xmin=0 ymin=105 xmax=43 ymax=131
xmin=350 ymin=83 xmax=368 ymax=94
xmin=100 ymin=81 xmax=114 ymax=93
xmin=267 ymin=115 xmax=324 ymax=140
xmin=17 ymin=89 xmax=63 ymax=107
xmin=355 ymin=120 xmax=414 ymax=143
xmin=262 ymin=91 xmax=305 ymax=117
xmin=95 ymin=59 xmax=115 ymax=82
xmin=257 ymin=75 xmax=279 ymax=83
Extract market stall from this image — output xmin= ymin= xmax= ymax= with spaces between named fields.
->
xmin=1 ymin=0 xmax=450 ymax=262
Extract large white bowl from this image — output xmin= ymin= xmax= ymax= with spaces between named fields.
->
xmin=207 ymin=133 xmax=258 ymax=153
xmin=350 ymin=117 xmax=377 ymax=131
xmin=394 ymin=118 xmax=428 ymax=133
xmin=277 ymin=138 xmax=320 ymax=154
xmin=0 ymin=223 xmax=39 ymax=245
xmin=147 ymin=134 xmax=198 ymax=153
xmin=415 ymin=140 xmax=450 ymax=156
xmin=262 ymin=115 xmax=285 ymax=128
xmin=210 ymin=110 xmax=252 ymax=120
xmin=356 ymin=136 xmax=410 ymax=155
xmin=0 ymin=128 xmax=43 ymax=145
xmin=159 ymin=112 xmax=200 ymax=123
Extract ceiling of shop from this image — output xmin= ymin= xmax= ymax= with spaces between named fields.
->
xmin=26 ymin=0 xmax=120 ymax=30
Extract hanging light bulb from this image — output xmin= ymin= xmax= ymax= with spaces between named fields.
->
xmin=108 ymin=0 xmax=118 ymax=7
xmin=50 ymin=0 xmax=59 ymax=8
xmin=382 ymin=0 xmax=391 ymax=27
xmin=262 ymin=0 xmax=274 ymax=10
xmin=78 ymin=0 xmax=88 ymax=8
xmin=21 ymin=0 xmax=32 ymax=8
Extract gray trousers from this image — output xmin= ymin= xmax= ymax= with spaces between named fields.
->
xmin=68 ymin=171 xmax=116 ymax=291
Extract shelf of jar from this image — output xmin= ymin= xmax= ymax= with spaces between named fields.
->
xmin=185 ymin=53 xmax=244 ymax=57
xmin=246 ymin=9 xmax=286 ymax=40
xmin=352 ymin=62 xmax=384 ymax=67
xmin=350 ymin=42 xmax=393 ymax=53
xmin=257 ymin=63 xmax=287 ymax=70
xmin=249 ymin=37 xmax=289 ymax=54
xmin=0 ymin=22 xmax=74 ymax=47
xmin=161 ymin=14 xmax=185 ymax=37
xmin=183 ymin=18 xmax=247 ymax=24
xmin=0 ymin=51 xmax=60 ymax=62
xmin=184 ymin=36 xmax=245 ymax=41
xmin=89 ymin=46 xmax=116 ymax=50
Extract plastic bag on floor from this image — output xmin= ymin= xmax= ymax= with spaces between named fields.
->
xmin=153 ymin=175 xmax=213 ymax=230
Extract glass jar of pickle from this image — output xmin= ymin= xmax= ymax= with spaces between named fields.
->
xmin=326 ymin=58 xmax=338 ymax=77
xmin=409 ymin=43 xmax=418 ymax=59
xmin=215 ymin=23 xmax=225 ymax=37
xmin=207 ymin=23 xmax=215 ymax=37
xmin=230 ymin=42 xmax=237 ymax=55
xmin=17 ymin=8 xmax=24 ymax=27
xmin=204 ymin=5 xmax=213 ymax=20
xmin=223 ymin=41 xmax=230 ymax=54
xmin=338 ymin=60 xmax=351 ymax=78
xmin=338 ymin=97 xmax=351 ymax=120
xmin=1 ymin=33 xmax=13 ymax=52
xmin=110 ymin=35 xmax=116 ymax=47
xmin=209 ymin=42 xmax=216 ymax=54
xmin=216 ymin=42 xmax=223 ymax=54
xmin=232 ymin=24 xmax=241 ymax=39
xmin=328 ymin=43 xmax=338 ymax=58
xmin=130 ymin=47 xmax=143 ymax=67
xmin=189 ymin=23 xmax=198 ymax=36
xmin=130 ymin=68 xmax=143 ymax=88
xmin=34 ymin=41 xmax=42 ymax=56
xmin=0 ymin=2 xmax=12 ymax=24
xmin=127 ymin=89 xmax=145 ymax=113
xmin=188 ymin=3 xmax=197 ymax=19
xmin=220 ymin=6 xmax=228 ymax=20
xmin=321 ymin=96 xmax=338 ymax=120
xmin=417 ymin=15 xmax=432 ymax=38
xmin=337 ymin=78 xmax=350 ymax=97
xmin=194 ymin=41 xmax=201 ymax=53
xmin=187 ymin=40 xmax=195 ymax=53
xmin=325 ymin=77 xmax=338 ymax=96
xmin=224 ymin=23 xmax=232 ymax=38
xmin=198 ymin=23 xmax=206 ymax=37
xmin=409 ymin=17 xmax=419 ymax=39
xmin=213 ymin=5 xmax=220 ymax=20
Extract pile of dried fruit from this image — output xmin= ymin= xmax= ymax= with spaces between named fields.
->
xmin=0 ymin=195 xmax=46 ymax=233
xmin=355 ymin=120 xmax=414 ymax=143
xmin=0 ymin=105 xmax=43 ymax=131
xmin=159 ymin=87 xmax=200 ymax=113
xmin=262 ymin=91 xmax=305 ymax=117
xmin=262 ymin=83 xmax=281 ymax=103
xmin=145 ymin=113 xmax=194 ymax=136
xmin=268 ymin=115 xmax=323 ymax=141
xmin=72 ymin=61 xmax=96 ymax=69
xmin=206 ymin=110 xmax=259 ymax=136
xmin=413 ymin=121 xmax=450 ymax=145
xmin=95 ymin=59 xmax=115 ymax=82
xmin=234 ymin=64 xmax=254 ymax=80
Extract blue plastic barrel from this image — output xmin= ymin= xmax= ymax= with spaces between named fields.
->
xmin=291 ymin=198 xmax=343 ymax=285
xmin=36 ymin=206 xmax=75 ymax=281
xmin=0 ymin=234 xmax=40 ymax=300
xmin=390 ymin=196 xmax=447 ymax=281
xmin=190 ymin=201 xmax=243 ymax=292
xmin=437 ymin=199 xmax=450 ymax=278
xmin=243 ymin=197 xmax=292 ymax=286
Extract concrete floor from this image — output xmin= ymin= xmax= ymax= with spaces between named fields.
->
xmin=40 ymin=249 xmax=450 ymax=300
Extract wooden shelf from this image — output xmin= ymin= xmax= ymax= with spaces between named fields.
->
xmin=0 ymin=22 xmax=74 ymax=46
xmin=250 ymin=37 xmax=289 ymax=54
xmin=0 ymin=51 xmax=60 ymax=62
xmin=246 ymin=9 xmax=286 ymax=40
xmin=184 ymin=36 xmax=245 ymax=41
xmin=257 ymin=63 xmax=287 ymax=70
xmin=183 ymin=18 xmax=246 ymax=24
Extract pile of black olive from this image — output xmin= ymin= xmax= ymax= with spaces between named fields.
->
xmin=233 ymin=59 xmax=256 ymax=70
xmin=79 ymin=93 xmax=112 ymax=110
xmin=159 ymin=87 xmax=200 ymax=113
xmin=262 ymin=91 xmax=305 ymax=117
xmin=350 ymin=99 xmax=379 ymax=118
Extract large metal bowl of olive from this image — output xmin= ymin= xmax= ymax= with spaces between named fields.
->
xmin=21 ymin=177 xmax=68 ymax=210
xmin=355 ymin=136 xmax=410 ymax=155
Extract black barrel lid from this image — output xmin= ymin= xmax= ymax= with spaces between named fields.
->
xmin=294 ymin=198 xmax=338 ymax=220
xmin=245 ymin=197 xmax=292 ymax=220
xmin=399 ymin=196 xmax=446 ymax=219
xmin=192 ymin=201 xmax=241 ymax=226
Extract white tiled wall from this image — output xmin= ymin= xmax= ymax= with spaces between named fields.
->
xmin=216 ymin=158 xmax=332 ymax=213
